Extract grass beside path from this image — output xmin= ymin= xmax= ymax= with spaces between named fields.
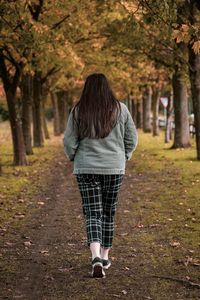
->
xmin=117 ymin=130 xmax=200 ymax=299
xmin=0 ymin=128 xmax=200 ymax=300
xmin=0 ymin=121 xmax=63 ymax=228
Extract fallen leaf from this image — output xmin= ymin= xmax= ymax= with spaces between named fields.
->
xmin=136 ymin=223 xmax=144 ymax=228
xmin=170 ymin=241 xmax=180 ymax=247
xmin=18 ymin=199 xmax=25 ymax=203
xmin=189 ymin=249 xmax=195 ymax=253
xmin=193 ymin=262 xmax=200 ymax=266
xmin=40 ymin=250 xmax=49 ymax=254
xmin=58 ymin=267 xmax=73 ymax=272
xmin=24 ymin=241 xmax=32 ymax=247
xmin=184 ymin=256 xmax=193 ymax=266
xmin=122 ymin=290 xmax=127 ymax=295
xmin=149 ymin=223 xmax=160 ymax=227
xmin=5 ymin=242 xmax=14 ymax=246
xmin=121 ymin=232 xmax=128 ymax=236
xmin=14 ymin=213 xmax=25 ymax=219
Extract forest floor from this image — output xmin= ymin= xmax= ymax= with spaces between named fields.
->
xmin=0 ymin=127 xmax=200 ymax=300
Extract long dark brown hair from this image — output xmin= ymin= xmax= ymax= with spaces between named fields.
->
xmin=72 ymin=73 xmax=121 ymax=139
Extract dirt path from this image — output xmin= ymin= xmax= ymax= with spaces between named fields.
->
xmin=0 ymin=148 xmax=200 ymax=300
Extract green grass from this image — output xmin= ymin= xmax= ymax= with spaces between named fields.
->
xmin=127 ymin=129 xmax=200 ymax=289
xmin=135 ymin=129 xmax=199 ymax=172
xmin=0 ymin=121 xmax=63 ymax=227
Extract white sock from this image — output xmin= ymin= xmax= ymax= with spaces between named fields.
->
xmin=90 ymin=242 xmax=101 ymax=260
xmin=101 ymin=247 xmax=110 ymax=260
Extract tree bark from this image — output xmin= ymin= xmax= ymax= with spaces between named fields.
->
xmin=152 ymin=89 xmax=160 ymax=136
xmin=136 ymin=100 xmax=143 ymax=128
xmin=131 ymin=98 xmax=137 ymax=124
xmin=171 ymin=63 xmax=191 ymax=148
xmin=32 ymin=72 xmax=44 ymax=147
xmin=51 ymin=91 xmax=60 ymax=136
xmin=41 ymin=84 xmax=50 ymax=139
xmin=165 ymin=90 xmax=174 ymax=143
xmin=0 ymin=55 xmax=27 ymax=165
xmin=57 ymin=91 xmax=67 ymax=134
xmin=129 ymin=92 xmax=137 ymax=123
xmin=21 ymin=74 xmax=33 ymax=155
xmin=41 ymin=100 xmax=50 ymax=139
xmin=127 ymin=93 xmax=132 ymax=113
xmin=143 ymin=86 xmax=152 ymax=133
xmin=189 ymin=51 xmax=200 ymax=159
xmin=188 ymin=1 xmax=200 ymax=160
xmin=7 ymin=90 xmax=28 ymax=165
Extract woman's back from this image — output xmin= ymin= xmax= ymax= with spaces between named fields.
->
xmin=64 ymin=101 xmax=138 ymax=174
xmin=64 ymin=103 xmax=137 ymax=174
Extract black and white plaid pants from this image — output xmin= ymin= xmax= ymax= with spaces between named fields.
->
xmin=76 ymin=174 xmax=124 ymax=248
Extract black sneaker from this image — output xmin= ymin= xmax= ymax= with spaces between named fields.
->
xmin=102 ymin=259 xmax=111 ymax=269
xmin=91 ymin=257 xmax=105 ymax=278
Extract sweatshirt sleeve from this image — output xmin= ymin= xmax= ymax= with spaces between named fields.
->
xmin=63 ymin=108 xmax=79 ymax=161
xmin=124 ymin=108 xmax=138 ymax=160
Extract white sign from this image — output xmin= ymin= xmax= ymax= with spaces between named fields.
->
xmin=160 ymin=97 xmax=168 ymax=108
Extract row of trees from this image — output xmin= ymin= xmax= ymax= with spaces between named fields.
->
xmin=0 ymin=0 xmax=85 ymax=166
xmin=104 ymin=0 xmax=200 ymax=156
xmin=0 ymin=0 xmax=200 ymax=168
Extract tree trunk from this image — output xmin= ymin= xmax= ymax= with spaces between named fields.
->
xmin=57 ymin=91 xmax=67 ymax=134
xmin=41 ymin=100 xmax=50 ymax=139
xmin=21 ymin=74 xmax=33 ymax=155
xmin=143 ymin=86 xmax=152 ymax=133
xmin=7 ymin=90 xmax=27 ymax=165
xmin=65 ymin=101 xmax=69 ymax=127
xmin=131 ymin=98 xmax=137 ymax=124
xmin=189 ymin=50 xmax=200 ymax=159
xmin=165 ymin=90 xmax=173 ymax=143
xmin=51 ymin=91 xmax=60 ymax=136
xmin=136 ymin=100 xmax=143 ymax=129
xmin=127 ymin=93 xmax=132 ymax=113
xmin=0 ymin=55 xmax=27 ymax=165
xmin=0 ymin=162 xmax=2 ymax=175
xmin=32 ymin=72 xmax=44 ymax=147
xmin=171 ymin=64 xmax=191 ymax=148
xmin=152 ymin=89 xmax=160 ymax=136
xmin=129 ymin=92 xmax=137 ymax=123
xmin=188 ymin=1 xmax=200 ymax=160
xmin=41 ymin=84 xmax=50 ymax=140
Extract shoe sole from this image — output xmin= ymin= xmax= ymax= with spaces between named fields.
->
xmin=92 ymin=264 xmax=105 ymax=278
xmin=103 ymin=262 xmax=111 ymax=270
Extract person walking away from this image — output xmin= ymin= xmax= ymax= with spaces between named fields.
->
xmin=63 ymin=73 xmax=138 ymax=278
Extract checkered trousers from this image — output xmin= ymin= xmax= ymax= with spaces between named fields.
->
xmin=76 ymin=174 xmax=124 ymax=248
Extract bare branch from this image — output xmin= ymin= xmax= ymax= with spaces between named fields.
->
xmin=41 ymin=66 xmax=62 ymax=84
xmin=2 ymin=46 xmax=19 ymax=69
xmin=152 ymin=274 xmax=200 ymax=289
xmin=51 ymin=14 xmax=71 ymax=30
